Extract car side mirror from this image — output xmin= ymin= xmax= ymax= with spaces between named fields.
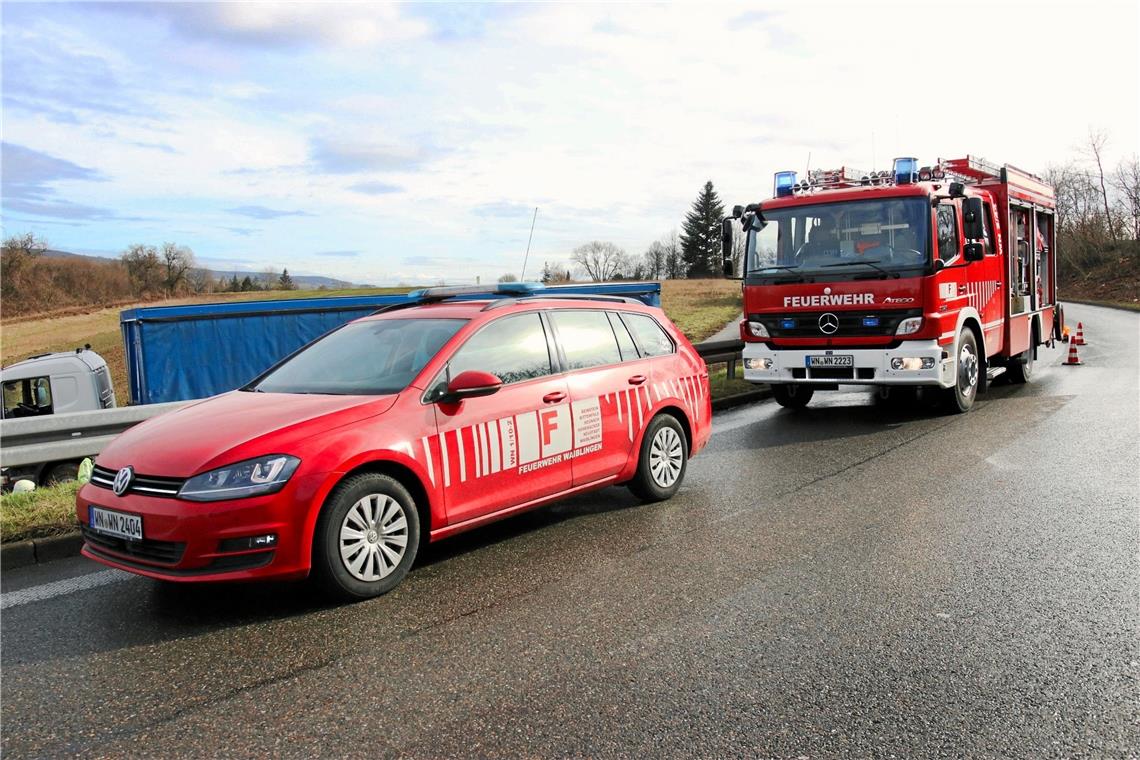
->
xmin=963 ymin=242 xmax=984 ymax=262
xmin=962 ymin=197 xmax=985 ymax=240
xmin=440 ymin=370 xmax=502 ymax=404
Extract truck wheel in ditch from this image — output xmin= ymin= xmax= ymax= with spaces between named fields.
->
xmin=943 ymin=329 xmax=979 ymax=414
xmin=772 ymin=384 xmax=814 ymax=409
xmin=312 ymin=473 xmax=420 ymax=601
xmin=1007 ymin=346 xmax=1035 ymax=384
xmin=44 ymin=462 xmax=80 ymax=485
xmin=628 ymin=414 xmax=688 ymax=502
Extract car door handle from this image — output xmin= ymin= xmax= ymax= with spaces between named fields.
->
xmin=628 ymin=374 xmax=647 ymax=385
xmin=543 ymin=391 xmax=567 ymax=404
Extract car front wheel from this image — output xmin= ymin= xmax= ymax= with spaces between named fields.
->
xmin=628 ymin=414 xmax=688 ymax=502
xmin=312 ymin=473 xmax=420 ymax=601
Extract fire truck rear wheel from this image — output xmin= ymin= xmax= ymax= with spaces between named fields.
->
xmin=772 ymin=384 xmax=814 ymax=409
xmin=1007 ymin=347 xmax=1035 ymax=384
xmin=943 ymin=329 xmax=979 ymax=414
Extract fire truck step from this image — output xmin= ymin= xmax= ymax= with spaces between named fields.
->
xmin=986 ymin=366 xmax=1007 ymax=381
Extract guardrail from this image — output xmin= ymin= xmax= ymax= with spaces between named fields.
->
xmin=0 ymin=337 xmax=747 ymax=477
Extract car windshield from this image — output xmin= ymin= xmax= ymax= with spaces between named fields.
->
xmin=250 ymin=318 xmax=466 ymax=395
xmin=745 ymin=197 xmax=930 ymax=277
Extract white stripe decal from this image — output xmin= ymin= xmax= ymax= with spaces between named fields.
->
xmin=642 ymin=384 xmax=651 ymax=410
xmin=488 ymin=421 xmax=501 ymax=474
xmin=438 ymin=433 xmax=450 ymax=488
xmin=474 ymin=424 xmax=484 ymax=478
xmin=421 ymin=437 xmax=435 ymax=487
xmin=456 ymin=428 xmax=467 ymax=483
xmin=616 ymin=391 xmax=623 ymax=423
xmin=625 ymin=388 xmax=633 ymax=440
xmin=633 ymin=386 xmax=642 ymax=432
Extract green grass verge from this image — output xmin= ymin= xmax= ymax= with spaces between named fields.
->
xmin=707 ymin=362 xmax=757 ymax=399
xmin=1 ymin=480 xmax=81 ymax=543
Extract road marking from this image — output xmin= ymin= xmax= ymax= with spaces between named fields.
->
xmin=1 ymin=569 xmax=134 ymax=610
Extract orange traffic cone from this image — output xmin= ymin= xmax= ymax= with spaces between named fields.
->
xmin=1063 ymin=338 xmax=1082 ymax=366
xmin=1073 ymin=322 xmax=1087 ymax=345
xmin=1062 ymin=324 xmax=1071 ymax=342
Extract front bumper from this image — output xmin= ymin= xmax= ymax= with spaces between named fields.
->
xmin=75 ymin=480 xmax=313 ymax=583
xmin=742 ymin=340 xmax=955 ymax=388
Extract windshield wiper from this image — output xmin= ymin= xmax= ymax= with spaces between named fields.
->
xmin=820 ymin=259 xmax=900 ymax=279
xmin=749 ymin=265 xmax=805 ymax=282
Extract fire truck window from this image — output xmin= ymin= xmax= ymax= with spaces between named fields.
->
xmin=936 ymin=205 xmax=959 ymax=262
xmin=550 ymin=310 xmax=622 ymax=370
xmin=982 ymin=204 xmax=995 ymax=255
xmin=1035 ymin=211 xmax=1053 ymax=306
xmin=1012 ymin=209 xmax=1031 ymax=296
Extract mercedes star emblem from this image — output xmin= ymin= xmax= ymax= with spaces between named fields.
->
xmin=113 ymin=466 xmax=134 ymax=496
xmin=818 ymin=313 xmax=840 ymax=335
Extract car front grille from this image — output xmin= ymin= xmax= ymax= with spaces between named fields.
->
xmin=91 ymin=465 xmax=185 ymax=498
xmin=82 ymin=528 xmax=186 ymax=565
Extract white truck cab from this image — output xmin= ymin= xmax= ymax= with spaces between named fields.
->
xmin=2 ymin=347 xmax=116 ymax=419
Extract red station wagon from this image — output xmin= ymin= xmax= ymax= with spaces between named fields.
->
xmin=77 ymin=290 xmax=712 ymax=599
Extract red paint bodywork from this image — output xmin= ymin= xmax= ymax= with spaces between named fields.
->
xmin=77 ymin=299 xmax=711 ymax=583
xmin=740 ymin=161 xmax=1058 ymax=364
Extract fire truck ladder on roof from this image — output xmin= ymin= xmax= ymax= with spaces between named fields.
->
xmin=939 ymin=155 xmax=1002 ymax=183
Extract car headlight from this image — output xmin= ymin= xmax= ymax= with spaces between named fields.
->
xmin=745 ymin=320 xmax=769 ymax=338
xmin=895 ymin=317 xmax=923 ymax=336
xmin=179 ymin=455 xmax=301 ymax=502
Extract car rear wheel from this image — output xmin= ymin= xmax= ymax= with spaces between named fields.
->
xmin=43 ymin=462 xmax=80 ymax=486
xmin=628 ymin=414 xmax=688 ymax=502
xmin=312 ymin=473 xmax=420 ymax=601
xmin=772 ymin=384 xmax=814 ymax=409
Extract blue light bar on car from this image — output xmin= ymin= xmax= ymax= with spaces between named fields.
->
xmin=774 ymin=171 xmax=797 ymax=197
xmin=894 ymin=157 xmax=918 ymax=185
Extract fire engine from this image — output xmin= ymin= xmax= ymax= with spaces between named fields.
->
xmin=721 ymin=155 xmax=1061 ymax=413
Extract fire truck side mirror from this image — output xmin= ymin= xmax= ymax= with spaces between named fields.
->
xmin=964 ymin=243 xmax=984 ymax=262
xmin=722 ymin=217 xmax=736 ymax=277
xmin=962 ymin=197 xmax=986 ymax=240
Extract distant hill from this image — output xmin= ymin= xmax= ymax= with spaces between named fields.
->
xmin=42 ymin=249 xmax=364 ymax=289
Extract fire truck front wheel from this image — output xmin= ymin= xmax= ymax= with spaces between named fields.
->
xmin=943 ymin=329 xmax=980 ymax=414
xmin=772 ymin=384 xmax=815 ymax=409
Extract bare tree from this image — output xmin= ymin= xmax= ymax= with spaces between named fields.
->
xmin=642 ymin=241 xmax=666 ymax=279
xmin=571 ymin=241 xmax=631 ymax=282
xmin=498 ymin=273 xmax=519 ymax=283
xmin=1083 ymin=128 xmax=1118 ymax=242
xmin=161 ymin=243 xmax=195 ymax=295
xmin=186 ymin=267 xmax=213 ymax=294
xmin=663 ymin=230 xmax=685 ymax=279
xmin=259 ymin=267 xmax=279 ymax=290
xmin=1111 ymin=154 xmax=1140 ymax=241
xmin=1 ymin=232 xmax=48 ymax=302
xmin=122 ymin=244 xmax=164 ymax=295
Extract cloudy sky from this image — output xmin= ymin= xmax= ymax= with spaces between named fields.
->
xmin=3 ymin=1 xmax=1137 ymax=285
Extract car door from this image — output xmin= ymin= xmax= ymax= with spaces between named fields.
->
xmin=547 ymin=309 xmax=647 ymax=487
xmin=429 ymin=312 xmax=573 ymax=525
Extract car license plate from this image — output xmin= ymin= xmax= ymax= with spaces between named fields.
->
xmin=88 ymin=505 xmax=143 ymax=541
xmin=807 ymin=355 xmax=854 ymax=368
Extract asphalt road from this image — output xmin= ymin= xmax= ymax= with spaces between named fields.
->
xmin=3 ymin=303 xmax=1137 ymax=759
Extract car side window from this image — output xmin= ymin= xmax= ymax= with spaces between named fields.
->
xmin=550 ymin=310 xmax=621 ymax=370
xmin=621 ymin=313 xmax=675 ymax=357
xmin=607 ymin=312 xmax=639 ymax=361
xmin=447 ymin=313 xmax=553 ymax=385
xmin=937 ymin=204 xmax=959 ymax=263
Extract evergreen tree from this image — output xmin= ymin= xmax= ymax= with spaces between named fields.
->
xmin=679 ymin=181 xmax=725 ymax=278
xmin=240 ymin=275 xmax=255 ymax=292
xmin=228 ymin=274 xmax=240 ymax=291
xmin=279 ymin=268 xmax=296 ymax=290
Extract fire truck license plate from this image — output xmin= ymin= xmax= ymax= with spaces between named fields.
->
xmin=807 ymin=355 xmax=854 ymax=368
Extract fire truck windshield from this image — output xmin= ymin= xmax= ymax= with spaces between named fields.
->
xmin=745 ymin=197 xmax=930 ymax=279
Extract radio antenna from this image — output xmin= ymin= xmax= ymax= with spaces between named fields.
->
xmin=805 ymin=151 xmax=811 ymax=176
xmin=520 ymin=206 xmax=538 ymax=281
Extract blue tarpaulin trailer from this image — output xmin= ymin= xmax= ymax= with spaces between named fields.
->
xmin=120 ymin=282 xmax=662 ymax=404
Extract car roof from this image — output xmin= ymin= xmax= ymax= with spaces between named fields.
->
xmin=359 ymin=297 xmax=661 ymax=323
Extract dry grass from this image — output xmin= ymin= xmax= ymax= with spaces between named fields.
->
xmin=659 ymin=279 xmax=742 ymax=342
xmin=0 ymin=480 xmax=81 ymax=542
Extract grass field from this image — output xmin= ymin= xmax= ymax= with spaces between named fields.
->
xmin=1 ymin=280 xmax=742 ymax=404
xmin=0 ymin=480 xmax=81 ymax=542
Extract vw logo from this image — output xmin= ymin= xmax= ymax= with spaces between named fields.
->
xmin=112 ymin=466 xmax=134 ymax=496
xmin=818 ymin=313 xmax=840 ymax=335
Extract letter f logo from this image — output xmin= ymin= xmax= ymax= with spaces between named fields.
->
xmin=540 ymin=410 xmax=559 ymax=447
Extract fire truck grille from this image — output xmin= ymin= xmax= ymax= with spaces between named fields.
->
xmin=751 ymin=309 xmax=921 ymax=338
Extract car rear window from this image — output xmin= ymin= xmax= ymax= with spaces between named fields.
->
xmin=621 ymin=313 xmax=675 ymax=356
xmin=251 ymin=318 xmax=466 ymax=395
xmin=550 ymin=310 xmax=622 ymax=370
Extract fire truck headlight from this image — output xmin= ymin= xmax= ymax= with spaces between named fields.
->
xmin=895 ymin=317 xmax=923 ymax=336
xmin=746 ymin=321 xmax=769 ymax=338
xmin=745 ymin=357 xmax=772 ymax=370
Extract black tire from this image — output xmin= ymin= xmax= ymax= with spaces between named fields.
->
xmin=43 ymin=462 xmax=80 ymax=486
xmin=943 ymin=329 xmax=980 ymax=414
xmin=311 ymin=473 xmax=421 ymax=601
xmin=1007 ymin=346 xmax=1035 ymax=384
xmin=628 ymin=414 xmax=689 ymax=503
xmin=771 ymin=384 xmax=814 ymax=409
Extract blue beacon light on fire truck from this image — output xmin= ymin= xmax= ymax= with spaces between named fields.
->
xmin=893 ymin=157 xmax=918 ymax=184
xmin=774 ymin=171 xmax=797 ymax=197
